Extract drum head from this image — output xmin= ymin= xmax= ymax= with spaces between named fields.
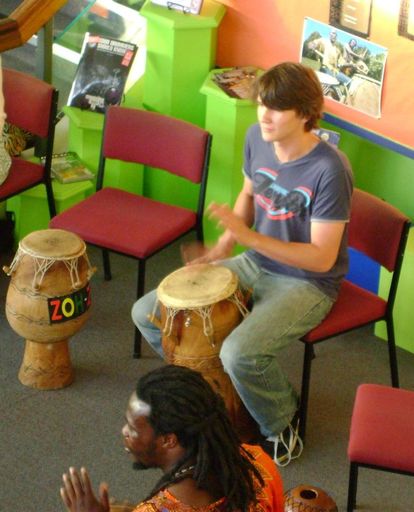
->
xmin=20 ymin=229 xmax=85 ymax=259
xmin=157 ymin=264 xmax=238 ymax=308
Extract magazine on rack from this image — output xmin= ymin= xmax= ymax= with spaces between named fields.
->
xmin=43 ymin=152 xmax=95 ymax=184
xmin=67 ymin=33 xmax=137 ymax=113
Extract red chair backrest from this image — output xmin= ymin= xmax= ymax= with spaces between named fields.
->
xmin=349 ymin=188 xmax=410 ymax=272
xmin=2 ymin=68 xmax=56 ymax=138
xmin=102 ymin=106 xmax=210 ymax=183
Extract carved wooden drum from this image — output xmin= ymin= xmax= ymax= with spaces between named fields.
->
xmin=151 ymin=263 xmax=259 ymax=441
xmin=4 ymin=229 xmax=95 ymax=389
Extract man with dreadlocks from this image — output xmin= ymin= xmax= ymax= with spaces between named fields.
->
xmin=60 ymin=365 xmax=284 ymax=512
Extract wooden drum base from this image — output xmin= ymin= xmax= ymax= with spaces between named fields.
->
xmin=18 ymin=339 xmax=74 ymax=389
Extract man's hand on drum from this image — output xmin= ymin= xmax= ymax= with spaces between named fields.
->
xmin=61 ymin=467 xmax=110 ymax=512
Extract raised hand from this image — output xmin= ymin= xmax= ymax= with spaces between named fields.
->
xmin=207 ymin=202 xmax=252 ymax=248
xmin=61 ymin=467 xmax=110 ymax=512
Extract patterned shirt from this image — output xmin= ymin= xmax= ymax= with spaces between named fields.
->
xmin=132 ymin=445 xmax=284 ymax=512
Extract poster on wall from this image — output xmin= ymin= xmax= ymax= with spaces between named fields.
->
xmin=300 ymin=17 xmax=387 ymax=118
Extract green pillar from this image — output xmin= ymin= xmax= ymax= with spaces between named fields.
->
xmin=200 ymin=68 xmax=260 ymax=245
xmin=140 ymin=0 xmax=226 ymax=127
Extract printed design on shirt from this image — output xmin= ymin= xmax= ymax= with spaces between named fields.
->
xmin=253 ymin=167 xmax=312 ymax=220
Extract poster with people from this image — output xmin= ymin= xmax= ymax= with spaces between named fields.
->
xmin=301 ymin=17 xmax=387 ymax=118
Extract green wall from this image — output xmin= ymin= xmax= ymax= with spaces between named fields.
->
xmin=321 ymin=120 xmax=414 ymax=220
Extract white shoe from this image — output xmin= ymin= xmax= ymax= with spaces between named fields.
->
xmin=267 ymin=416 xmax=303 ymax=467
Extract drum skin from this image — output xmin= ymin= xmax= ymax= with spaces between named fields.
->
xmin=284 ymin=485 xmax=338 ymax=512
xmin=5 ymin=240 xmax=91 ymax=344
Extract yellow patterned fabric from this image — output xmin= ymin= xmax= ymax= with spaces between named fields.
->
xmin=0 ymin=135 xmax=11 ymax=185
xmin=2 ymin=121 xmax=35 ymax=156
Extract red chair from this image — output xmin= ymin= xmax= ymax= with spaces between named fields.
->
xmin=0 ymin=68 xmax=58 ymax=217
xmin=49 ymin=106 xmax=212 ymax=357
xmin=298 ymin=188 xmax=411 ymax=441
xmin=347 ymin=383 xmax=414 ymax=511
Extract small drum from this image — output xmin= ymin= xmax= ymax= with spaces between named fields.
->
xmin=3 ymin=229 xmax=95 ymax=389
xmin=284 ymin=485 xmax=338 ymax=512
xmin=150 ymin=263 xmax=259 ymax=442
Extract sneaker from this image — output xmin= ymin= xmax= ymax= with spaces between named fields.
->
xmin=266 ymin=412 xmax=303 ymax=467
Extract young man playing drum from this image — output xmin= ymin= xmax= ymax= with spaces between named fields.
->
xmin=132 ymin=62 xmax=353 ymax=467
xmin=60 ymin=365 xmax=284 ymax=512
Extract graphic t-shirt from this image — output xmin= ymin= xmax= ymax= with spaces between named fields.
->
xmin=244 ymin=123 xmax=354 ymax=299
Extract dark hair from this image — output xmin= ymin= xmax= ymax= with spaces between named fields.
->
xmin=251 ymin=61 xmax=324 ymax=131
xmin=137 ymin=364 xmax=264 ymax=512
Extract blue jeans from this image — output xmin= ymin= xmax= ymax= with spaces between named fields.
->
xmin=131 ymin=254 xmax=334 ymax=437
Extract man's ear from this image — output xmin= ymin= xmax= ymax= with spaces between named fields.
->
xmin=161 ymin=432 xmax=179 ymax=449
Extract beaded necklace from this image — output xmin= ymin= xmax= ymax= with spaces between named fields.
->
xmin=172 ymin=464 xmax=195 ymax=479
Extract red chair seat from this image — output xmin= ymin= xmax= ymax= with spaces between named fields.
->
xmin=0 ymin=158 xmax=44 ymax=200
xmin=49 ymin=187 xmax=197 ymax=258
xmin=303 ymin=280 xmax=387 ymax=343
xmin=348 ymin=383 xmax=414 ymax=473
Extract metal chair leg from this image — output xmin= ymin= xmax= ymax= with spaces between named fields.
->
xmin=133 ymin=259 xmax=146 ymax=359
xmin=299 ymin=343 xmax=315 ymax=442
xmin=347 ymin=462 xmax=358 ymax=512
xmin=386 ymin=317 xmax=400 ymax=388
xmin=102 ymin=249 xmax=112 ymax=281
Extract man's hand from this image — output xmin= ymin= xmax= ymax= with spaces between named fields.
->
xmin=61 ymin=467 xmax=110 ymax=512
xmin=207 ymin=202 xmax=253 ymax=248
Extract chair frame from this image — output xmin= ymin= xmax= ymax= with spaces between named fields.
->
xmin=347 ymin=460 xmax=414 ymax=511
xmin=298 ymin=189 xmax=411 ymax=441
xmin=346 ymin=383 xmax=414 ymax=511
xmin=96 ymin=113 xmax=212 ymax=357
xmin=0 ymin=68 xmax=58 ymax=217
xmin=50 ymin=106 xmax=212 ymax=358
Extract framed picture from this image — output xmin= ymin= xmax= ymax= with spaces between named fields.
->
xmin=399 ymin=0 xmax=414 ymax=40
xmin=151 ymin=0 xmax=203 ymax=15
xmin=301 ymin=17 xmax=388 ymax=118
xmin=329 ymin=0 xmax=373 ymax=38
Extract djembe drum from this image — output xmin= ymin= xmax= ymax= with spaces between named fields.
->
xmin=149 ymin=263 xmax=259 ymax=442
xmin=284 ymin=485 xmax=338 ymax=512
xmin=3 ymin=229 xmax=95 ymax=389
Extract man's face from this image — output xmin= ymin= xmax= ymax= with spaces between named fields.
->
xmin=330 ymin=31 xmax=337 ymax=43
xmin=122 ymin=392 xmax=164 ymax=470
xmin=257 ymin=99 xmax=307 ymax=144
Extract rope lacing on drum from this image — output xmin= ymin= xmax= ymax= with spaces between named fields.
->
xmin=3 ymin=247 xmax=95 ymax=290
xmin=228 ymin=291 xmax=250 ymax=318
xmin=158 ymin=301 xmax=216 ymax=341
xmin=162 ymin=305 xmax=181 ymax=337
xmin=197 ymin=305 xmax=214 ymax=338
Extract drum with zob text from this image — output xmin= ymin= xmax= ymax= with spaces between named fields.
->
xmin=3 ymin=229 xmax=95 ymax=389
xmin=149 ymin=263 xmax=259 ymax=442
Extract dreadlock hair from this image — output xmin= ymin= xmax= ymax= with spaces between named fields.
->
xmin=137 ymin=364 xmax=264 ymax=512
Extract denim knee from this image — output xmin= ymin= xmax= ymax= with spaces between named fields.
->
xmin=220 ymin=335 xmax=244 ymax=374
xmin=131 ymin=290 xmax=157 ymax=330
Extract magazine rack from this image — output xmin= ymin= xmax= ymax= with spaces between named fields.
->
xmin=200 ymin=68 xmax=260 ymax=245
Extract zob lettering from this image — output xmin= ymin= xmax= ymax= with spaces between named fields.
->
xmin=48 ymin=284 xmax=91 ymax=324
